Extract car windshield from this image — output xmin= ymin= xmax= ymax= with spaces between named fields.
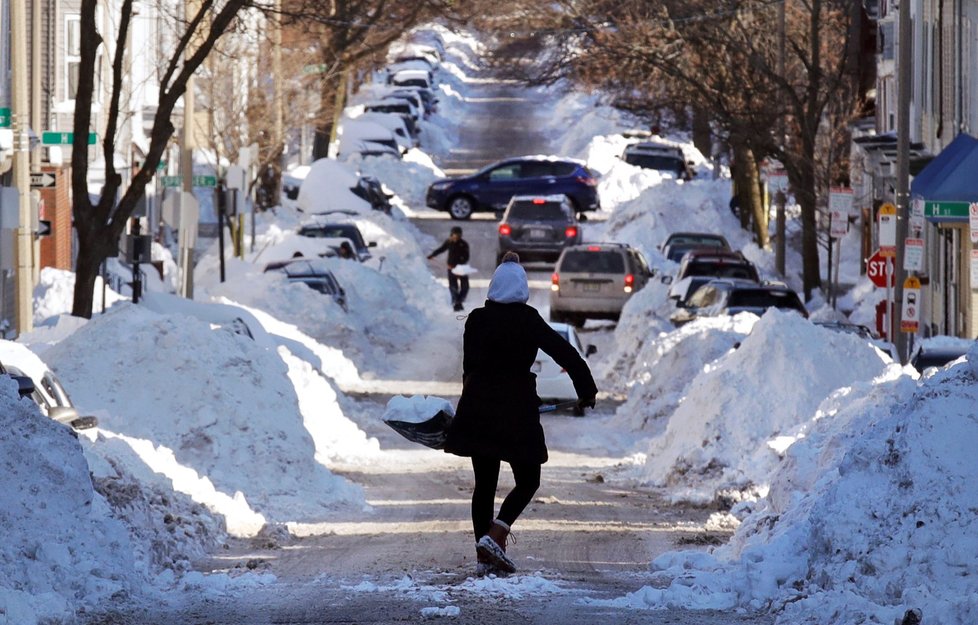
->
xmin=509 ymin=202 xmax=569 ymax=220
xmin=686 ymin=262 xmax=758 ymax=280
xmin=304 ymin=225 xmax=365 ymax=249
xmin=669 ymin=236 xmax=725 ymax=247
xmin=560 ymin=251 xmax=626 ymax=273
xmin=728 ymin=290 xmax=802 ymax=310
xmin=624 ymin=153 xmax=684 ymax=173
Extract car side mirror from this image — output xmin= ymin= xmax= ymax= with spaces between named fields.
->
xmin=585 ymin=344 xmax=597 ymax=357
xmin=577 ymin=212 xmax=589 ymax=222
xmin=368 ymin=241 xmax=378 ymax=248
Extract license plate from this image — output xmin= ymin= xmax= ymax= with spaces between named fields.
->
xmin=582 ymin=283 xmax=600 ymax=292
xmin=529 ymin=228 xmax=547 ymax=239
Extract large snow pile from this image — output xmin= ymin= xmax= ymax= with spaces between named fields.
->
xmin=606 ymin=315 xmax=757 ymax=436
xmin=637 ymin=310 xmax=892 ymax=503
xmin=601 ymin=344 xmax=978 ymax=624
xmin=0 ymin=379 xmax=140 ymax=625
xmin=41 ymin=304 xmax=366 ymax=535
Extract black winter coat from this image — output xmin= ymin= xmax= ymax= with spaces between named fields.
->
xmin=444 ymin=300 xmax=598 ymax=465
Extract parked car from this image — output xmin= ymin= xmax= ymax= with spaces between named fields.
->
xmin=660 ymin=232 xmax=731 ymax=263
xmin=534 ymin=322 xmax=597 ymax=415
xmin=497 ymin=195 xmax=582 ymax=264
xmin=670 ymin=278 xmax=807 ymax=326
xmin=814 ymin=321 xmax=898 ymax=361
xmin=337 ymin=120 xmax=402 ymax=159
xmin=426 ymin=156 xmax=601 ymax=220
xmin=550 ymin=243 xmax=653 ymax=326
xmin=666 ymin=249 xmax=760 ymax=306
xmin=348 ymin=112 xmax=415 ymax=150
xmin=908 ymin=337 xmax=974 ymax=374
xmin=351 ymin=176 xmax=393 ymax=214
xmin=389 ymin=68 xmax=432 ymax=89
xmin=621 ymin=142 xmax=694 ymax=180
xmin=297 ymin=222 xmax=377 ymax=261
xmin=384 ymin=89 xmax=432 ymax=118
xmin=0 ymin=349 xmax=98 ymax=430
xmin=263 ymin=258 xmax=348 ymax=312
xmin=363 ymin=100 xmax=420 ymax=127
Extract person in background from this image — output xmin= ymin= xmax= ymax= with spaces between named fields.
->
xmin=427 ymin=226 xmax=471 ymax=311
xmin=443 ymin=252 xmax=598 ymax=576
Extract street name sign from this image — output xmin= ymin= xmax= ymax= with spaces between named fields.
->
xmin=41 ymin=131 xmax=97 ymax=145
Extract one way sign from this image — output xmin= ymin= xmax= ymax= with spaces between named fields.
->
xmin=30 ymin=173 xmax=56 ymax=188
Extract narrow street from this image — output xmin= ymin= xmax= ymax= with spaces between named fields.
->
xmin=85 ymin=72 xmax=772 ymax=625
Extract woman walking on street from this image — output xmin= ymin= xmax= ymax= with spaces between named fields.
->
xmin=444 ymin=253 xmax=597 ymax=575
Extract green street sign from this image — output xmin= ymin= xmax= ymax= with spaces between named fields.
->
xmin=303 ymin=63 xmax=328 ymax=75
xmin=161 ymin=175 xmax=217 ymax=188
xmin=924 ymin=200 xmax=969 ymax=220
xmin=0 ymin=108 xmax=10 ymax=128
xmin=41 ymin=131 xmax=97 ymax=145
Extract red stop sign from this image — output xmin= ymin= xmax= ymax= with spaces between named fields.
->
xmin=867 ymin=249 xmax=893 ymax=288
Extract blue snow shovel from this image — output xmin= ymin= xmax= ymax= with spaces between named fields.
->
xmin=384 ymin=400 xmax=580 ymax=450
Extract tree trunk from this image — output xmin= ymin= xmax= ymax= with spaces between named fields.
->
xmin=788 ymin=160 xmax=822 ymax=299
xmin=731 ymin=143 xmax=752 ymax=232
xmin=71 ymin=237 xmax=107 ymax=318
xmin=743 ymin=154 xmax=769 ymax=247
xmin=691 ymin=107 xmax=712 ymax=159
xmin=312 ymin=70 xmax=348 ymax=160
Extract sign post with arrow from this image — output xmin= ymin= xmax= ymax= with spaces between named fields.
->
xmin=29 ymin=172 xmax=55 ymax=188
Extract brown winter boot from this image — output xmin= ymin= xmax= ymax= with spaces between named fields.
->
xmin=476 ymin=519 xmax=516 ymax=573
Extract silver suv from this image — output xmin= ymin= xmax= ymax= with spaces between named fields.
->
xmin=549 ymin=243 xmax=653 ymax=326
xmin=497 ymin=194 xmax=582 ymax=263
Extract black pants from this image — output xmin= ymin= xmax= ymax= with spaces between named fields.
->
xmin=448 ymin=270 xmax=469 ymax=306
xmin=470 ymin=456 xmax=541 ymax=541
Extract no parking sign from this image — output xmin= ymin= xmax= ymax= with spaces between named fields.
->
xmin=900 ymin=276 xmax=921 ymax=333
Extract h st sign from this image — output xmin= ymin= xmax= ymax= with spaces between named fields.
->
xmin=867 ymin=249 xmax=893 ymax=288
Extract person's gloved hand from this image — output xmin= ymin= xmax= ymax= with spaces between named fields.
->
xmin=577 ymin=395 xmax=596 ymax=411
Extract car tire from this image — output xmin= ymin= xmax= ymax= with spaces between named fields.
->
xmin=448 ymin=196 xmax=474 ymax=220
xmin=571 ymin=315 xmax=585 ymax=329
xmin=572 ymin=405 xmax=585 ymax=417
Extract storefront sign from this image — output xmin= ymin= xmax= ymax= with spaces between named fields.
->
xmin=901 ymin=277 xmax=921 ymax=333
xmin=903 ymin=238 xmax=924 ymax=271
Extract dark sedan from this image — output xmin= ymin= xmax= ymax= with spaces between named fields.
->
xmin=425 ymin=156 xmax=600 ymax=220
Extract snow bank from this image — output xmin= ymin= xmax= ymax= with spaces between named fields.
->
xmin=41 ymin=304 xmax=366 ymax=533
xmin=609 ymin=346 xmax=978 ymax=624
xmin=0 ymin=380 xmax=139 ymax=625
xmin=637 ymin=310 xmax=891 ymax=502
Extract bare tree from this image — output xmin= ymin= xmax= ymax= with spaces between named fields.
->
xmin=71 ymin=0 xmax=256 ymax=318
xmin=479 ymin=0 xmax=862 ymax=298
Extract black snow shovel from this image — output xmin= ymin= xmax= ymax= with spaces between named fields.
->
xmin=383 ymin=400 xmax=580 ymax=450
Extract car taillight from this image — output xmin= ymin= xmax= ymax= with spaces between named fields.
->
xmin=565 ymin=226 xmax=578 ymax=238
xmin=587 ymin=245 xmax=601 ymax=252
xmin=551 ymin=273 xmax=560 ymax=292
xmin=576 ymin=175 xmax=597 ymax=186
xmin=499 ymin=223 xmax=512 ymax=236
xmin=532 ymin=198 xmax=546 ymax=204
xmin=624 ymin=273 xmax=634 ymax=293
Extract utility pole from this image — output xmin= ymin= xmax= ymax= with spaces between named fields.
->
xmin=180 ymin=0 xmax=198 ymax=299
xmin=893 ymin=0 xmax=911 ymax=362
xmin=775 ymin=0 xmax=787 ymax=277
xmin=12 ymin=0 xmax=32 ymax=334
xmin=272 ymin=0 xmax=283 ymax=208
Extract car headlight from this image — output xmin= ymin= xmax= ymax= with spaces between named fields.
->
xmin=429 ymin=181 xmax=451 ymax=190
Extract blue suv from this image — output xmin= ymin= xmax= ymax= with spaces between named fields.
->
xmin=425 ymin=156 xmax=600 ymax=220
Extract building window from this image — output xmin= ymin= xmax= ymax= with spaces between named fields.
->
xmin=65 ymin=15 xmax=81 ymax=100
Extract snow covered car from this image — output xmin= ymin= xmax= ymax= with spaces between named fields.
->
xmin=263 ymin=258 xmax=348 ymax=312
xmin=297 ymin=221 xmax=376 ymax=262
xmin=909 ymin=336 xmax=974 ymax=375
xmin=0 ymin=343 xmax=98 ymax=430
xmin=533 ymin=322 xmax=597 ymax=415
xmin=670 ymin=278 xmax=807 ymax=326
